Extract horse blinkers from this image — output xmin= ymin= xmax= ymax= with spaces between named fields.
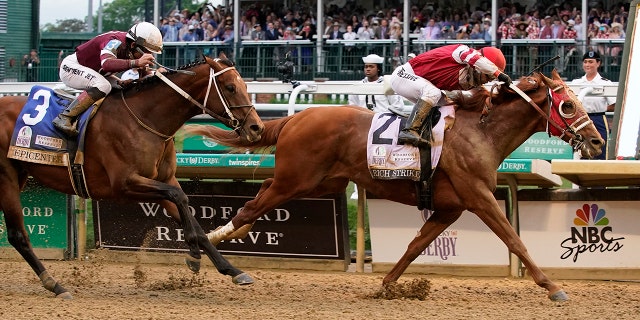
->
xmin=547 ymin=84 xmax=591 ymax=149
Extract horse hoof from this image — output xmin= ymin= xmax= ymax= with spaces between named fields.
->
xmin=549 ymin=289 xmax=569 ymax=301
xmin=185 ymin=256 xmax=201 ymax=273
xmin=56 ymin=292 xmax=73 ymax=299
xmin=232 ymin=272 xmax=254 ymax=285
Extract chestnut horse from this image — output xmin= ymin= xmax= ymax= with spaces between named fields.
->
xmin=0 ymin=54 xmax=264 ymax=298
xmin=185 ymin=70 xmax=604 ymax=302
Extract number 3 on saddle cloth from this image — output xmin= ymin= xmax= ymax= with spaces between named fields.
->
xmin=7 ymin=85 xmax=100 ymax=197
xmin=366 ymin=106 xmax=454 ymax=210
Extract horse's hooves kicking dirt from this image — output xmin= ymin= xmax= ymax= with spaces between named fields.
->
xmin=549 ymin=289 xmax=569 ymax=302
xmin=372 ymin=278 xmax=432 ymax=300
xmin=233 ymin=272 xmax=255 ymax=285
xmin=185 ymin=256 xmax=201 ymax=273
xmin=56 ymin=292 xmax=73 ymax=299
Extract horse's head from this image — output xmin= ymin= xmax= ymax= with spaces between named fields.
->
xmin=537 ymin=70 xmax=604 ymax=158
xmin=510 ymin=70 xmax=604 ymax=159
xmin=197 ymin=53 xmax=264 ymax=142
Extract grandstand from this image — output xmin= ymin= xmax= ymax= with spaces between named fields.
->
xmin=0 ymin=0 xmax=629 ymax=82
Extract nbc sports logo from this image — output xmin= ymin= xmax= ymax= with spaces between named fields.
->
xmin=560 ymin=203 xmax=624 ymax=262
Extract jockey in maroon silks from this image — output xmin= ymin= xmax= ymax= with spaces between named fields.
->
xmin=389 ymin=44 xmax=511 ymax=147
xmin=54 ymin=22 xmax=162 ymax=137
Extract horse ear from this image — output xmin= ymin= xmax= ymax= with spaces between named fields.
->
xmin=550 ymin=69 xmax=562 ymax=81
xmin=538 ymin=71 xmax=553 ymax=87
xmin=219 ymin=51 xmax=228 ymax=60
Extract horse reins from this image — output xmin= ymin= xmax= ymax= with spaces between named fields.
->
xmin=507 ymin=81 xmax=590 ymax=151
xmin=155 ymin=64 xmax=252 ymax=128
xmin=121 ymin=60 xmax=254 ymax=139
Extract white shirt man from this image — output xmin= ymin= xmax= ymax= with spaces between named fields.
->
xmin=348 ymin=54 xmax=406 ymax=116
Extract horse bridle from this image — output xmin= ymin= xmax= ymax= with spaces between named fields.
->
xmin=155 ymin=60 xmax=254 ymax=130
xmin=508 ymin=78 xmax=591 ymax=152
xmin=545 ymin=85 xmax=592 ymax=151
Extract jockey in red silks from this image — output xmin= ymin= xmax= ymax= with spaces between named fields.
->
xmin=389 ymin=44 xmax=511 ymax=147
xmin=54 ymin=22 xmax=162 ymax=137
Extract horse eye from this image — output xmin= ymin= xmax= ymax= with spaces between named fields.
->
xmin=560 ymin=101 xmax=577 ymax=118
xmin=561 ymin=101 xmax=575 ymax=114
xmin=226 ymin=84 xmax=236 ymax=93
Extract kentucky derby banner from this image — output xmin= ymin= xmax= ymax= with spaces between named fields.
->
xmin=93 ymin=181 xmax=349 ymax=260
xmin=368 ymin=199 xmax=510 ymax=267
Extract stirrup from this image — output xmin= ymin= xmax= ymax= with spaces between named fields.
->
xmin=398 ymin=131 xmax=429 ymax=148
xmin=53 ymin=116 xmax=79 ymax=137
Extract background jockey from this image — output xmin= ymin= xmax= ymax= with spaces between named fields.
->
xmin=388 ymin=45 xmax=511 ymax=147
xmin=348 ymin=53 xmax=406 ymax=116
xmin=54 ymin=22 xmax=162 ymax=137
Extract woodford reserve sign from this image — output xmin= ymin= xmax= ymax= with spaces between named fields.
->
xmin=93 ymin=181 xmax=349 ymax=260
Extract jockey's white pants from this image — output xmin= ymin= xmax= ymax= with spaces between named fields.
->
xmin=389 ymin=62 xmax=442 ymax=106
xmin=59 ymin=53 xmax=117 ymax=95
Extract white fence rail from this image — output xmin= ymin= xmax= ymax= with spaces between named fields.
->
xmin=0 ymin=81 xmax=619 ymax=111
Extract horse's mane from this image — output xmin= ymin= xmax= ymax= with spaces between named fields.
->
xmin=450 ymin=74 xmax=545 ymax=111
xmin=119 ymin=55 xmax=235 ymax=92
xmin=449 ymin=87 xmax=490 ymax=112
xmin=489 ymin=74 xmax=545 ymax=106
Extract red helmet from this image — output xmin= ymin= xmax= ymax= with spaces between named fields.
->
xmin=480 ymin=47 xmax=506 ymax=72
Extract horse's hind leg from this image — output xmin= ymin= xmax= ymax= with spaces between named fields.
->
xmin=472 ymin=198 xmax=568 ymax=301
xmin=0 ymin=178 xmax=71 ymax=298
xmin=382 ymin=209 xmax=463 ymax=284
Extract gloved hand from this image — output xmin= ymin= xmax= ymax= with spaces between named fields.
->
xmin=497 ymin=72 xmax=512 ymax=85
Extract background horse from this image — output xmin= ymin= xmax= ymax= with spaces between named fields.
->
xmin=184 ymin=70 xmax=604 ymax=302
xmin=0 ymin=54 xmax=264 ymax=298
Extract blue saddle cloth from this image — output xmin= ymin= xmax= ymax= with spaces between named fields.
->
xmin=8 ymin=85 xmax=94 ymax=166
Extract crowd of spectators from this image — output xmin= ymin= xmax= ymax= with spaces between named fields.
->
xmin=156 ymin=1 xmax=629 ymax=74
xmin=157 ymin=1 xmax=627 ymax=44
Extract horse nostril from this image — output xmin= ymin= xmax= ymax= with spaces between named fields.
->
xmin=592 ymin=137 xmax=604 ymax=147
xmin=251 ymin=124 xmax=264 ymax=135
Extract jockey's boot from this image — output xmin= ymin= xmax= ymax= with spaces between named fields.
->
xmin=397 ymin=99 xmax=432 ymax=147
xmin=53 ymin=89 xmax=101 ymax=137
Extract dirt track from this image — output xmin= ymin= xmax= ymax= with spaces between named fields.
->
xmin=0 ymin=251 xmax=639 ymax=320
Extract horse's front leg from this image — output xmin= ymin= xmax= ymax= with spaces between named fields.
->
xmin=159 ymin=198 xmax=253 ymax=285
xmin=470 ymin=191 xmax=568 ymax=302
xmin=124 ymin=176 xmax=253 ymax=285
xmin=207 ymin=178 xmax=276 ymax=245
xmin=382 ymin=209 xmax=462 ymax=284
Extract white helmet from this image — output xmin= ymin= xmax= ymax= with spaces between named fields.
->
xmin=126 ymin=22 xmax=163 ymax=54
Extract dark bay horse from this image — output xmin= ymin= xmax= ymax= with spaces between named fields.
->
xmin=0 ymin=54 xmax=264 ymax=298
xmin=184 ymin=70 xmax=604 ymax=302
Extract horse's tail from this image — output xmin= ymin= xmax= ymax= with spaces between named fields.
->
xmin=181 ymin=116 xmax=293 ymax=149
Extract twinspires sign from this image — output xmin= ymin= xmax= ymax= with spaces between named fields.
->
xmin=94 ymin=184 xmax=349 ymax=260
xmin=0 ymin=180 xmax=69 ymax=249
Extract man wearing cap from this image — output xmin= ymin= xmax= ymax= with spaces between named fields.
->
xmin=348 ymin=54 xmax=405 ymax=115
xmin=572 ymin=51 xmax=616 ymax=159
xmin=389 ymin=44 xmax=511 ymax=147
xmin=349 ymin=54 xmax=404 ymax=199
